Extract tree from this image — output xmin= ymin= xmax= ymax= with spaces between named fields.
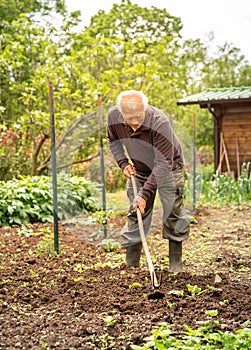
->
xmin=1 ymin=0 xmax=250 ymax=180
xmin=201 ymin=42 xmax=250 ymax=88
xmin=0 ymin=0 xmax=82 ymax=179
xmin=75 ymin=0 xmax=186 ymax=110
xmin=0 ymin=0 xmax=66 ymax=30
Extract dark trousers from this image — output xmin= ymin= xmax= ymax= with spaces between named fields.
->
xmin=121 ymin=166 xmax=190 ymax=247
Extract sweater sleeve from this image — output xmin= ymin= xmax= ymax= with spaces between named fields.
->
xmin=107 ymin=111 xmax=129 ymax=170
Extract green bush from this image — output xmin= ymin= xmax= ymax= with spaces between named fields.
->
xmin=131 ymin=320 xmax=251 ymax=349
xmin=0 ymin=174 xmax=101 ymax=227
xmin=202 ymin=163 xmax=215 ymax=182
xmin=201 ymin=162 xmax=251 ymax=204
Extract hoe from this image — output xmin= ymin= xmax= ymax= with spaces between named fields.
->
xmin=131 ymin=175 xmax=165 ymax=300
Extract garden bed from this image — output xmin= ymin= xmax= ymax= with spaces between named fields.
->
xmin=0 ymin=203 xmax=251 ymax=349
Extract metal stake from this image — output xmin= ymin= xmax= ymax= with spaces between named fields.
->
xmin=49 ymin=82 xmax=59 ymax=254
xmin=193 ymin=112 xmax=196 ymax=212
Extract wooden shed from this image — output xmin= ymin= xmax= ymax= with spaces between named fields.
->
xmin=177 ymin=87 xmax=251 ymax=177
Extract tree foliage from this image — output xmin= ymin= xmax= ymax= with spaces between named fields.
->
xmin=0 ymin=0 xmax=250 ymax=180
xmin=0 ymin=0 xmax=66 ymax=27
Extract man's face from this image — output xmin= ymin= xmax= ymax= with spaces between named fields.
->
xmin=122 ymin=110 xmax=145 ymax=130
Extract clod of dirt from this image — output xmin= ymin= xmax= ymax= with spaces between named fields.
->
xmin=148 ymin=291 xmax=165 ymax=300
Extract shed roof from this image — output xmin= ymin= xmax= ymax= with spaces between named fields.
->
xmin=177 ymin=86 xmax=251 ymax=106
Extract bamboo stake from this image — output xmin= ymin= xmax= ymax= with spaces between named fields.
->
xmin=221 ymin=133 xmax=231 ymax=173
xmin=236 ymin=137 xmax=240 ymax=177
xmin=217 ymin=132 xmax=224 ymax=174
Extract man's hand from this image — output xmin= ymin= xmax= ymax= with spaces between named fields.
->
xmin=123 ymin=164 xmax=136 ymax=179
xmin=133 ymin=195 xmax=146 ymax=215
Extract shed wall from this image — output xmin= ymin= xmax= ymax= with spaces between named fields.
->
xmin=218 ymin=104 xmax=251 ymax=176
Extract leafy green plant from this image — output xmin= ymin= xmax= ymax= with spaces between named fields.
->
xmin=168 ymin=289 xmax=184 ymax=297
xmin=36 ymin=234 xmax=58 ymax=257
xmin=103 ymin=315 xmax=116 ymax=327
xmin=165 ymin=301 xmax=173 ymax=308
xmin=101 ymin=238 xmax=121 ymax=252
xmin=17 ymin=225 xmax=51 ymax=237
xmin=219 ymin=299 xmax=229 ymax=306
xmin=129 ymin=282 xmax=142 ymax=289
xmin=205 ymin=309 xmax=218 ymax=317
xmin=186 ymin=284 xmax=203 ymax=297
xmin=131 ymin=321 xmax=251 ymax=349
xmin=202 ymin=163 xmax=215 ymax=181
xmin=0 ymin=174 xmax=101 ymax=227
xmin=201 ymin=162 xmax=251 ymax=204
xmin=73 ymin=263 xmax=85 ymax=273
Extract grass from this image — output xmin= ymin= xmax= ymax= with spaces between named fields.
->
xmin=106 ymin=190 xmax=162 ymax=213
xmin=106 ymin=190 xmax=128 ymax=212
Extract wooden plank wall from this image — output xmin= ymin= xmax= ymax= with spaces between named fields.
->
xmin=220 ymin=104 xmax=251 ymax=176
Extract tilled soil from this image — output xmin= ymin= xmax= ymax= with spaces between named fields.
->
xmin=0 ymin=203 xmax=251 ymax=349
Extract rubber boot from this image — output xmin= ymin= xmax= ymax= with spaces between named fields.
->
xmin=125 ymin=243 xmax=142 ymax=267
xmin=169 ymin=240 xmax=183 ymax=272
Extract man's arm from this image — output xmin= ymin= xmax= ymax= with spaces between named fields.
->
xmin=107 ymin=112 xmax=129 ymax=171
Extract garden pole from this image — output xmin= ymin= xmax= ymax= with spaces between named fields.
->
xmin=49 ymin=82 xmax=59 ymax=254
xmin=193 ymin=112 xmax=197 ymax=212
xmin=98 ymin=96 xmax=107 ymax=238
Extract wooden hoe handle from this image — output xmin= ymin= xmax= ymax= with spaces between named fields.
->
xmin=131 ymin=175 xmax=160 ymax=288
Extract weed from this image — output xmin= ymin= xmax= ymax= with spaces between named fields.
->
xmin=168 ymin=289 xmax=184 ymax=297
xmin=205 ymin=309 xmax=218 ymax=317
xmin=101 ymin=238 xmax=121 ymax=252
xmin=103 ymin=315 xmax=116 ymax=327
xmin=18 ymin=225 xmax=51 ymax=237
xmin=165 ymin=301 xmax=173 ymax=308
xmin=36 ymin=234 xmax=58 ymax=257
xmin=186 ymin=284 xmax=203 ymax=296
xmin=73 ymin=263 xmax=85 ymax=273
xmin=129 ymin=282 xmax=142 ymax=288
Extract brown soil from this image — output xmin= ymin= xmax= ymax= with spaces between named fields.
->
xmin=0 ymin=203 xmax=251 ymax=349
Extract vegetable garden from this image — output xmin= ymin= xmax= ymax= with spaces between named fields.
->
xmin=0 ymin=171 xmax=251 ymax=349
xmin=1 ymin=1 xmax=251 ymax=348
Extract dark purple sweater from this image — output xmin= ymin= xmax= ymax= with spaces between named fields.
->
xmin=107 ymin=105 xmax=184 ymax=200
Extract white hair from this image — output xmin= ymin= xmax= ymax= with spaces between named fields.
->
xmin=116 ymin=90 xmax=148 ymax=112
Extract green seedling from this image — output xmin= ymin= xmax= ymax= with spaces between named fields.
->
xmin=36 ymin=234 xmax=58 ymax=257
xmin=74 ymin=277 xmax=84 ymax=282
xmin=186 ymin=283 xmax=204 ymax=296
xmin=168 ymin=289 xmax=184 ymax=297
xmin=101 ymin=238 xmax=121 ymax=252
xmin=103 ymin=315 xmax=116 ymax=327
xmin=87 ymin=277 xmax=97 ymax=283
xmin=207 ymin=285 xmax=223 ymax=293
xmin=189 ymin=216 xmax=198 ymax=224
xmin=73 ymin=263 xmax=85 ymax=273
xmin=205 ymin=309 xmax=218 ymax=317
xmin=165 ymin=301 xmax=173 ymax=308
xmin=129 ymin=282 xmax=142 ymax=288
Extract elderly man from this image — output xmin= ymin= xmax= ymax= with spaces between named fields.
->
xmin=107 ymin=90 xmax=189 ymax=272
